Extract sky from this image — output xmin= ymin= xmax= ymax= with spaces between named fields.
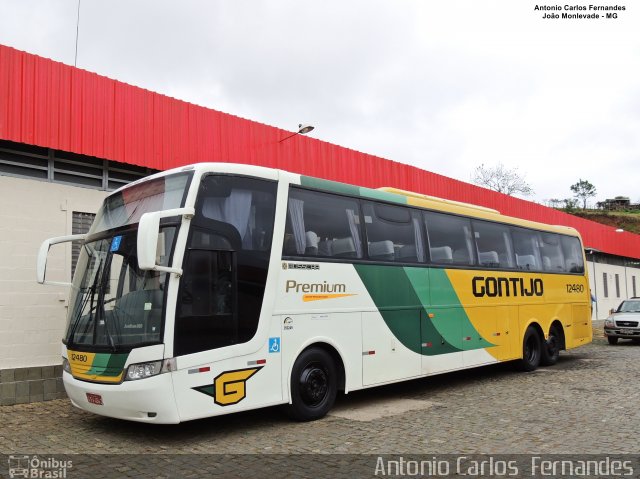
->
xmin=0 ymin=0 xmax=638 ymax=205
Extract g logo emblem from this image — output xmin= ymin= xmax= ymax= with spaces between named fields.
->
xmin=214 ymin=368 xmax=260 ymax=406
xmin=193 ymin=367 xmax=262 ymax=406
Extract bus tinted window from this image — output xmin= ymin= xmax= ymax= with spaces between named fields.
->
xmin=561 ymin=235 xmax=585 ymax=273
xmin=362 ymin=202 xmax=425 ymax=263
xmin=424 ymin=211 xmax=475 ymax=265
xmin=175 ymin=175 xmax=277 ymax=356
xmin=200 ymin=176 xmax=276 ymax=252
xmin=284 ymin=189 xmax=363 ymax=259
xmin=512 ymin=228 xmax=541 ymax=271
xmin=473 ymin=220 xmax=515 ymax=269
xmin=539 ymin=233 xmax=565 ymax=272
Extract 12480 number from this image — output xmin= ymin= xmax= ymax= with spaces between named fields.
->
xmin=566 ymin=284 xmax=585 ymax=293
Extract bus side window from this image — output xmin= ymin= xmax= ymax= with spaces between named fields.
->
xmin=424 ymin=211 xmax=475 ymax=266
xmin=540 ymin=233 xmax=565 ymax=272
xmin=561 ymin=236 xmax=585 ymax=273
xmin=472 ymin=220 xmax=515 ymax=269
xmin=284 ymin=188 xmax=363 ymax=259
xmin=362 ymin=202 xmax=425 ymax=263
xmin=512 ymin=228 xmax=542 ymax=271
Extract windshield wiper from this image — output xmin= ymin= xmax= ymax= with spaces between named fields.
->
xmin=68 ymin=251 xmax=103 ymax=346
xmin=96 ymin=251 xmax=118 ymax=352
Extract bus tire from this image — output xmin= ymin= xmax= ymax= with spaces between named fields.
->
xmin=517 ymin=326 xmax=542 ymax=372
xmin=285 ymin=347 xmax=337 ymax=421
xmin=540 ymin=325 xmax=561 ymax=366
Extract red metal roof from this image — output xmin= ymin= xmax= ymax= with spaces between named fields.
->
xmin=1 ymin=44 xmax=638 ymax=259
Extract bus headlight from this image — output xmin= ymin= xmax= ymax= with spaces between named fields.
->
xmin=125 ymin=358 xmax=176 ymax=381
xmin=126 ymin=361 xmax=163 ymax=381
xmin=62 ymin=357 xmax=71 ymax=374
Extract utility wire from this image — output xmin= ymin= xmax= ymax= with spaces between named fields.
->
xmin=74 ymin=0 xmax=81 ymax=66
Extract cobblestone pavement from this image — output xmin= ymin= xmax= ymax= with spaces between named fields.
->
xmin=1 ymin=324 xmax=639 ymax=477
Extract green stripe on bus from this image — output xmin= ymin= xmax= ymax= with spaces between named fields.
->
xmin=193 ymin=384 xmax=215 ymax=398
xmin=422 ymin=268 xmax=495 ymax=350
xmin=300 ymin=176 xmax=406 ymax=204
xmin=358 ymin=188 xmax=407 ymax=204
xmin=354 ymin=264 xmax=460 ymax=355
xmin=300 ymin=176 xmax=361 ymax=196
xmin=87 ymin=353 xmax=129 ymax=377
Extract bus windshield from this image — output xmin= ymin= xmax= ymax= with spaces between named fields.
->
xmin=66 ymin=226 xmax=177 ymax=350
xmin=89 ymin=171 xmax=192 ymax=235
xmin=65 ymin=171 xmax=192 ymax=350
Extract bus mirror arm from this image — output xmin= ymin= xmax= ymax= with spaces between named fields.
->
xmin=36 ymin=234 xmax=87 ymax=285
xmin=137 ymin=207 xmax=195 ymax=276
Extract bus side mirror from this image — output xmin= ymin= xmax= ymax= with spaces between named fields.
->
xmin=137 ymin=207 xmax=194 ymax=275
xmin=37 ymin=234 xmax=87 ymax=286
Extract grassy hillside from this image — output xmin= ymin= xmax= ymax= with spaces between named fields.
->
xmin=567 ymin=210 xmax=640 ymax=235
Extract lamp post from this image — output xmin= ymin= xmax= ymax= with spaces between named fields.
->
xmin=279 ymin=124 xmax=315 ymax=143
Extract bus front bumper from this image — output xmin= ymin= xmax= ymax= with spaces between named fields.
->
xmin=63 ymin=371 xmax=181 ymax=424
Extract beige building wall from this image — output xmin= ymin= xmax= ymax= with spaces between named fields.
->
xmin=586 ymin=259 xmax=640 ymax=320
xmin=0 ymin=175 xmax=106 ymax=370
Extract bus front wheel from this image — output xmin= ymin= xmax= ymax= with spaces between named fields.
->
xmin=517 ymin=326 xmax=542 ymax=372
xmin=285 ymin=347 xmax=337 ymax=421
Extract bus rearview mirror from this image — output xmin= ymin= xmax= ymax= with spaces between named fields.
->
xmin=36 ymin=234 xmax=87 ymax=286
xmin=137 ymin=207 xmax=195 ymax=275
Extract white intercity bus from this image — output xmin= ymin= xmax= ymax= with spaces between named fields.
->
xmin=37 ymin=163 xmax=592 ymax=423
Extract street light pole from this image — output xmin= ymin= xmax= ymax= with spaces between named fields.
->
xmin=279 ymin=124 xmax=315 ymax=143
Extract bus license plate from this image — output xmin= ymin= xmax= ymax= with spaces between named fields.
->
xmin=86 ymin=393 xmax=103 ymax=405
xmin=619 ymin=329 xmax=636 ymax=335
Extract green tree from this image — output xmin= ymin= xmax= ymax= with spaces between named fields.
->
xmin=570 ymin=179 xmax=596 ymax=209
xmin=563 ymin=198 xmax=578 ymax=211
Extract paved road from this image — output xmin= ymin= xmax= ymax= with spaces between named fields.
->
xmin=1 ymin=325 xmax=639 ymax=478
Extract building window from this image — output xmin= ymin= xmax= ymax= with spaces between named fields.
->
xmin=0 ymin=139 xmax=156 ymax=191
xmin=603 ymin=272 xmax=608 ymax=298
xmin=633 ymin=276 xmax=637 ymax=298
xmin=615 ymin=274 xmax=620 ymax=298
xmin=71 ymin=212 xmax=96 ymax=277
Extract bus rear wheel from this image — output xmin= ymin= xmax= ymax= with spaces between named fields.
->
xmin=285 ymin=347 xmax=337 ymax=421
xmin=517 ymin=326 xmax=542 ymax=372
xmin=540 ymin=325 xmax=561 ymax=366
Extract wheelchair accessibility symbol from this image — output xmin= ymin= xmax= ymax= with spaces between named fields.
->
xmin=269 ymin=337 xmax=280 ymax=353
